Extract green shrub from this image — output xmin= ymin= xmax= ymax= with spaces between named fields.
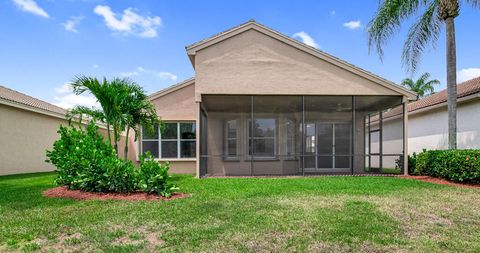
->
xmin=138 ymin=152 xmax=179 ymax=197
xmin=413 ymin=149 xmax=480 ymax=183
xmin=46 ymin=122 xmax=117 ymax=191
xmin=46 ymin=123 xmax=178 ymax=196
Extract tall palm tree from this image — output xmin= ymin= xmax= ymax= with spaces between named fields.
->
xmin=367 ymin=0 xmax=480 ymax=149
xmin=401 ymin=72 xmax=440 ymax=98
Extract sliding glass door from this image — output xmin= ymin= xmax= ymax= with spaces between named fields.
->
xmin=305 ymin=122 xmax=351 ymax=172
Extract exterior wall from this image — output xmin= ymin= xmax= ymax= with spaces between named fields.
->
xmin=409 ymin=98 xmax=480 ymax=152
xmin=168 ymin=160 xmax=196 ymax=174
xmin=194 ymin=29 xmax=398 ymax=101
xmin=151 ymin=83 xmax=197 ymax=121
xmin=148 ymin=82 xmax=198 ymax=174
xmin=0 ymin=104 xmax=137 ymax=176
xmin=375 ymin=98 xmax=480 ymax=157
xmin=0 ymin=104 xmax=65 ymax=175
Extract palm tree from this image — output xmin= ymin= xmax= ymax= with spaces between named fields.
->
xmin=367 ymin=0 xmax=480 ymax=149
xmin=118 ymin=82 xmax=160 ymax=160
xmin=70 ymin=77 xmax=118 ymax=145
xmin=69 ymin=76 xmax=160 ymax=159
xmin=401 ymin=72 xmax=440 ymax=98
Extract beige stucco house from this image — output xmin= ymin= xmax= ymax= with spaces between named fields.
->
xmin=0 ymin=85 xmax=136 ymax=176
xmin=145 ymin=21 xmax=417 ymax=177
xmin=1 ymin=21 xmax=418 ymax=177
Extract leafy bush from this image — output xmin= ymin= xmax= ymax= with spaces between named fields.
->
xmin=46 ymin=123 xmax=178 ymax=196
xmin=138 ymin=152 xmax=179 ymax=197
xmin=413 ymin=149 xmax=480 ymax=183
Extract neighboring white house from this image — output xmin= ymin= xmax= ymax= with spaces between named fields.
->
xmin=380 ymin=76 xmax=480 ymax=155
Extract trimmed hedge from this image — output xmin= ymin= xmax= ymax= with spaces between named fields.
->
xmin=46 ymin=122 xmax=178 ymax=197
xmin=412 ymin=149 xmax=480 ymax=183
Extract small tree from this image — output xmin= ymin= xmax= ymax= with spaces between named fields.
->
xmin=401 ymin=72 xmax=440 ymax=98
xmin=68 ymin=76 xmax=159 ymax=159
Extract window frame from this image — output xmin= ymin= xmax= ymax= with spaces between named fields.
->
xmin=141 ymin=121 xmax=196 ymax=160
xmin=179 ymin=122 xmax=196 ymax=158
xmin=247 ymin=118 xmax=277 ymax=159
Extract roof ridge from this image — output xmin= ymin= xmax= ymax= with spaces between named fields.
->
xmin=148 ymin=77 xmax=195 ymax=99
xmin=0 ymin=85 xmax=67 ymax=115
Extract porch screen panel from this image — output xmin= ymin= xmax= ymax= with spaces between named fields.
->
xmin=355 ymin=95 xmax=404 ymax=174
xmin=252 ymin=96 xmax=302 ymax=175
xmin=381 ymin=103 xmax=405 ymax=174
xmin=304 ymin=96 xmax=352 ymax=174
xmin=202 ymin=95 xmax=251 ymax=176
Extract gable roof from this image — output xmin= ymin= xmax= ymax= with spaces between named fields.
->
xmin=0 ymin=85 xmax=67 ymax=117
xmin=380 ymin=76 xmax=480 ymax=121
xmin=186 ymin=20 xmax=417 ymax=100
xmin=148 ymin=77 xmax=195 ymax=101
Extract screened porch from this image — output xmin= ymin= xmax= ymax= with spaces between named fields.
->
xmin=199 ymin=95 xmax=406 ymax=177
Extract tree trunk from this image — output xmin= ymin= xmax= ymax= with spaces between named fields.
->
xmin=113 ymin=127 xmax=119 ymax=156
xmin=106 ymin=124 xmax=112 ymax=145
xmin=124 ymin=127 xmax=130 ymax=160
xmin=445 ymin=17 xmax=457 ymax=149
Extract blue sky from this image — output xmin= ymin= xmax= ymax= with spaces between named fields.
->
xmin=1 ymin=0 xmax=479 ymax=108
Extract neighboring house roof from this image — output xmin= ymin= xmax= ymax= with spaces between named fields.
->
xmin=185 ymin=20 xmax=417 ymax=100
xmin=380 ymin=76 xmax=480 ymax=121
xmin=409 ymin=76 xmax=480 ymax=113
xmin=0 ymin=85 xmax=67 ymax=117
xmin=148 ymin=77 xmax=195 ymax=101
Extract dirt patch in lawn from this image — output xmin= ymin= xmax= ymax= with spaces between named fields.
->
xmin=43 ymin=186 xmax=190 ymax=201
xmin=400 ymin=175 xmax=480 ymax=189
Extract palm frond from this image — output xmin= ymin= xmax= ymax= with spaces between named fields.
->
xmin=401 ymin=78 xmax=415 ymax=89
xmin=67 ymin=106 xmax=105 ymax=125
xmin=402 ymin=1 xmax=442 ymax=72
xmin=368 ymin=0 xmax=426 ymax=59
xmin=418 ymin=72 xmax=431 ymax=83
xmin=465 ymin=0 xmax=480 ymax=8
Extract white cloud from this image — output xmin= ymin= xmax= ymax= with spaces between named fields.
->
xmin=93 ymin=5 xmax=161 ymax=38
xmin=292 ymin=31 xmax=320 ymax=49
xmin=458 ymin=68 xmax=480 ymax=82
xmin=53 ymin=83 xmax=99 ymax=109
xmin=13 ymin=0 xmax=49 ymax=18
xmin=92 ymin=64 xmax=99 ymax=69
xmin=157 ymin=72 xmax=177 ymax=81
xmin=120 ymin=66 xmax=177 ymax=81
xmin=330 ymin=10 xmax=336 ymax=16
xmin=343 ymin=20 xmax=361 ymax=30
xmin=62 ymin=16 xmax=83 ymax=33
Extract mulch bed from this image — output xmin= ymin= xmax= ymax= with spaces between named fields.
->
xmin=43 ymin=186 xmax=190 ymax=201
xmin=400 ymin=175 xmax=480 ymax=189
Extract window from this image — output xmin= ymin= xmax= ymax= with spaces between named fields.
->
xmin=141 ymin=125 xmax=159 ymax=158
xmin=248 ymin=118 xmax=276 ymax=158
xmin=161 ymin=123 xmax=178 ymax=158
xmin=141 ymin=122 xmax=196 ymax=159
xmin=180 ymin=123 xmax=196 ymax=158
xmin=225 ymin=120 xmax=237 ymax=158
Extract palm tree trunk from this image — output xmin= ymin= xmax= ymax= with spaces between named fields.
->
xmin=445 ymin=17 xmax=457 ymax=149
xmin=124 ymin=127 xmax=130 ymax=160
xmin=106 ymin=124 xmax=112 ymax=145
xmin=113 ymin=126 xmax=119 ymax=156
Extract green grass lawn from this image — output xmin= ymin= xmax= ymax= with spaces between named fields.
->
xmin=1 ymin=173 xmax=479 ymax=252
